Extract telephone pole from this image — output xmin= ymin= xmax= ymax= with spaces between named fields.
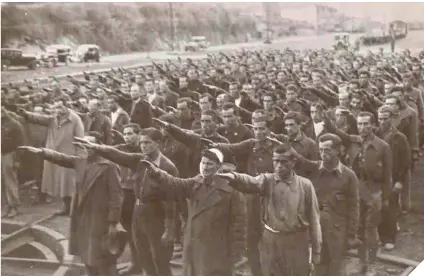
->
xmin=169 ymin=2 xmax=175 ymax=51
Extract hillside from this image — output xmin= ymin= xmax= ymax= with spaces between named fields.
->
xmin=1 ymin=2 xmax=261 ymax=54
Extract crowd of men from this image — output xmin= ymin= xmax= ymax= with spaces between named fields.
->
xmin=2 ymin=45 xmax=424 ymax=276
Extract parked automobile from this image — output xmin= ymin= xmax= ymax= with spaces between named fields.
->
xmin=42 ymin=44 xmax=72 ymax=66
xmin=1 ymin=48 xmax=41 ymax=71
xmin=75 ymin=44 xmax=101 ymax=62
xmin=184 ymin=36 xmax=210 ymax=52
xmin=333 ymin=32 xmax=351 ymax=50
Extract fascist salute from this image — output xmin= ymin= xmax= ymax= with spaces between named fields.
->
xmin=141 ymin=148 xmax=245 ymax=276
xmin=215 ymin=143 xmax=322 ymax=276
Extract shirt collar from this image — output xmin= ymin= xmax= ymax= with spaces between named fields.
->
xmin=318 ymin=160 xmax=343 ymax=176
xmin=274 ymin=171 xmax=296 ymax=191
xmin=291 ymin=131 xmax=304 ymax=142
xmin=253 ymin=139 xmax=273 ymax=151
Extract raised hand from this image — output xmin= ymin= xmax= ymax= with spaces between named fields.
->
xmin=215 ymin=172 xmax=235 ymax=181
xmin=152 ymin=118 xmax=170 ymax=129
xmin=200 ymin=138 xmax=217 ymax=148
xmin=18 ymin=146 xmax=43 ymax=154
xmin=266 ymin=136 xmax=283 ymax=145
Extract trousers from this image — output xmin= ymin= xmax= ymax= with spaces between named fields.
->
xmin=1 ymin=152 xmax=20 ymax=208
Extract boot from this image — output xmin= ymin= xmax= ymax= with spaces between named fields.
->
xmin=55 ymin=196 xmax=71 ymax=216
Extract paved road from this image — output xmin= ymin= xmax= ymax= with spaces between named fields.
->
xmin=1 ymin=33 xmax=351 ymax=83
xmin=2 ymin=31 xmax=423 ymax=84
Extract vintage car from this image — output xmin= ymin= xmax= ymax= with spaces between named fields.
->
xmin=44 ymin=44 xmax=72 ymax=65
xmin=1 ymin=48 xmax=41 ymax=71
xmin=74 ymin=44 xmax=101 ymax=62
xmin=333 ymin=32 xmax=351 ymax=50
xmin=184 ymin=36 xmax=210 ymax=52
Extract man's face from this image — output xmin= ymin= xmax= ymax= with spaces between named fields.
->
xmin=200 ymin=114 xmax=215 ymax=134
xmin=385 ymin=98 xmax=400 ymax=113
xmin=359 ymin=73 xmax=368 ymax=86
xmin=273 ymin=152 xmax=295 ymax=178
xmin=242 ymin=84 xmax=253 ymax=95
xmin=267 ymin=73 xmax=275 ymax=81
xmin=179 ymin=78 xmax=188 ymax=89
xmin=130 ymin=86 xmax=140 ymax=100
xmin=199 ymin=97 xmax=212 ymax=111
xmin=145 ymin=81 xmax=154 ymax=93
xmin=139 ymin=135 xmax=158 ymax=155
xmin=310 ymin=106 xmax=323 ymax=123
xmin=292 ymin=64 xmax=300 ymax=73
xmin=123 ymin=127 xmax=138 ymax=146
xmin=348 ymin=83 xmax=358 ymax=92
xmin=312 ymin=77 xmax=322 ymax=86
xmin=402 ymin=74 xmax=413 ymax=88
xmin=209 ymin=69 xmax=217 ymax=77
xmin=229 ymin=84 xmax=238 ymax=98
xmin=277 ymin=72 xmax=285 ymax=82
xmin=286 ymin=90 xmax=297 ymax=102
xmin=177 ymin=102 xmax=190 ymax=118
xmin=199 ymin=156 xmax=219 ymax=177
xmin=370 ymin=67 xmax=377 ymax=77
xmin=88 ymin=99 xmax=99 ymax=116
xmin=253 ymin=121 xmax=269 ymax=141
xmin=121 ymin=82 xmax=129 ymax=93
xmin=222 ymin=108 xmax=237 ymax=127
xmin=357 ymin=115 xmax=374 ymax=137
xmin=378 ymin=111 xmax=392 ymax=131
xmin=263 ymin=96 xmax=274 ymax=111
xmin=412 ymin=65 xmax=421 ymax=77
xmin=319 ymin=140 xmax=338 ymax=164
xmin=187 ymin=70 xmax=197 ymax=80
xmin=350 ymin=97 xmax=362 ymax=109
xmin=285 ymin=119 xmax=300 ymax=137
xmin=216 ymin=95 xmax=226 ymax=110
xmin=135 ymin=74 xmax=144 ymax=85
xmin=384 ymin=84 xmax=393 ymax=95
xmin=107 ymin=99 xmax=118 ymax=111
xmin=339 ymin=95 xmax=350 ymax=108
xmin=335 ymin=109 xmax=348 ymax=127
xmin=52 ymin=101 xmax=67 ymax=116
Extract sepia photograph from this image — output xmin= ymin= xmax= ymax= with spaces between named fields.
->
xmin=1 ymin=1 xmax=424 ymax=276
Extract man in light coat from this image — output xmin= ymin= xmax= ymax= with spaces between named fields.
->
xmin=18 ymin=96 xmax=85 ymax=215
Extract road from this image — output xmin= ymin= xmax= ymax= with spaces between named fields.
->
xmin=1 ymin=31 xmax=423 ymax=84
xmin=1 ymin=31 xmax=424 ymax=83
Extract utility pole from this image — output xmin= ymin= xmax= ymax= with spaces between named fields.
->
xmin=169 ymin=2 xmax=175 ymax=51
xmin=264 ymin=2 xmax=271 ymax=44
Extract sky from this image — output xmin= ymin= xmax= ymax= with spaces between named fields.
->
xmin=321 ymin=2 xmax=424 ymax=22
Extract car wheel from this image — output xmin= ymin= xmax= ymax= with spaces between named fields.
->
xmin=28 ymin=62 xmax=36 ymax=70
xmin=95 ymin=56 xmax=100 ymax=62
xmin=2 ymin=61 xmax=10 ymax=71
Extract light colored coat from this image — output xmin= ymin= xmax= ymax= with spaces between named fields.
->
xmin=24 ymin=109 xmax=84 ymax=197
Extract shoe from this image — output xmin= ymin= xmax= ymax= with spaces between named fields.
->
xmin=365 ymin=264 xmax=377 ymax=276
xmin=384 ymin=243 xmax=395 ymax=250
xmin=118 ymin=263 xmax=140 ymax=276
xmin=1 ymin=206 xmax=10 ymax=218
xmin=6 ymin=208 xmax=19 ymax=218
xmin=54 ymin=208 xmax=70 ymax=216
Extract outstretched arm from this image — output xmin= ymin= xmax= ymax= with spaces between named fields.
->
xmin=42 ymin=148 xmax=78 ymax=169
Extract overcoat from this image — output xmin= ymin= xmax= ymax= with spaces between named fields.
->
xmin=42 ymin=149 xmax=122 ymax=266
xmin=24 ymin=109 xmax=84 ymax=197
xmin=153 ymin=172 xmax=245 ymax=276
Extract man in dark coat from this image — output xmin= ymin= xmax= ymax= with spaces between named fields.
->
xmin=376 ymin=105 xmax=411 ymax=251
xmin=19 ymin=132 xmax=123 ymax=276
xmin=1 ymin=107 xmax=26 ymax=218
xmin=141 ymin=148 xmax=245 ymax=276
xmin=107 ymin=96 xmax=130 ymax=134
xmin=76 ymin=128 xmax=178 ymax=276
xmin=293 ymin=133 xmax=360 ymax=276
xmin=82 ymin=99 xmax=113 ymax=145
